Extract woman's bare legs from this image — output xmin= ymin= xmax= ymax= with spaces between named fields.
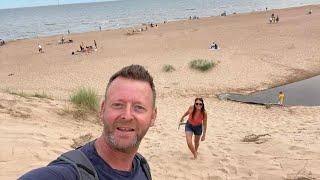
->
xmin=194 ymin=135 xmax=201 ymax=153
xmin=186 ymin=132 xmax=197 ymax=159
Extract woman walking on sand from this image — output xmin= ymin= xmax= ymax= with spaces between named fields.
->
xmin=180 ymin=97 xmax=207 ymax=159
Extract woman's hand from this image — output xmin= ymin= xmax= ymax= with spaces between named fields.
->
xmin=201 ymin=135 xmax=206 ymax=141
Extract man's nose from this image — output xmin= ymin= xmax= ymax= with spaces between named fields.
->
xmin=121 ymin=105 xmax=134 ymax=120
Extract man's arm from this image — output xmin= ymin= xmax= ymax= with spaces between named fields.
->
xmin=19 ymin=163 xmax=78 ymax=180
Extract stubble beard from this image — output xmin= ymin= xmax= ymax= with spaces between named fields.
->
xmin=103 ymin=122 xmax=149 ymax=153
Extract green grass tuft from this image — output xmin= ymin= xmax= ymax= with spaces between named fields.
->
xmin=70 ymin=88 xmax=100 ymax=112
xmin=32 ymin=92 xmax=52 ymax=99
xmin=189 ymin=59 xmax=215 ymax=72
xmin=162 ymin=64 xmax=176 ymax=72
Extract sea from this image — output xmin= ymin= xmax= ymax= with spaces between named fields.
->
xmin=0 ymin=0 xmax=319 ymax=41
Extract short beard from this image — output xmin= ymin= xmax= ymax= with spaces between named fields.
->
xmin=103 ymin=123 xmax=148 ymax=153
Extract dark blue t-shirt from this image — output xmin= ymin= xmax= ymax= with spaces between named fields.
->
xmin=19 ymin=141 xmax=148 ymax=180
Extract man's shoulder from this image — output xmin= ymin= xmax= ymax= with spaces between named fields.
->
xmin=19 ymin=161 xmax=78 ymax=180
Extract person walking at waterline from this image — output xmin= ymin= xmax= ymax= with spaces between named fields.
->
xmin=180 ymin=97 xmax=207 ymax=159
xmin=278 ymin=91 xmax=285 ymax=105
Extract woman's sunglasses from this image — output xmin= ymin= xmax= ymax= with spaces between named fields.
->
xmin=195 ymin=103 xmax=203 ymax=106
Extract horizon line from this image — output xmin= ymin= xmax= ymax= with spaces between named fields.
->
xmin=0 ymin=0 xmax=121 ymax=10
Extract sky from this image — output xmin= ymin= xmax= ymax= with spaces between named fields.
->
xmin=0 ymin=0 xmax=116 ymax=9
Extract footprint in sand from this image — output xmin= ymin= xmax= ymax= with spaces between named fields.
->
xmin=226 ymin=164 xmax=238 ymax=175
xmin=289 ymin=145 xmax=304 ymax=151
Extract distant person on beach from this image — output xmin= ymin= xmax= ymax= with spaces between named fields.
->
xmin=80 ymin=44 xmax=84 ymax=52
xmin=308 ymin=9 xmax=312 ymax=14
xmin=61 ymin=36 xmax=65 ymax=44
xmin=94 ymin=40 xmax=97 ymax=49
xmin=0 ymin=39 xmax=5 ymax=46
xmin=19 ymin=65 xmax=156 ymax=180
xmin=180 ymin=97 xmax=207 ymax=159
xmin=278 ymin=91 xmax=285 ymax=105
xmin=271 ymin=13 xmax=275 ymax=23
xmin=68 ymin=30 xmax=70 ymax=35
xmin=38 ymin=44 xmax=43 ymax=53
xmin=210 ymin=42 xmax=218 ymax=50
xmin=276 ymin=15 xmax=279 ymax=23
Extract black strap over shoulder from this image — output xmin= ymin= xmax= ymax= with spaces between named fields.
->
xmin=49 ymin=149 xmax=99 ymax=180
xmin=136 ymin=153 xmax=152 ymax=180
xmin=49 ymin=149 xmax=152 ymax=180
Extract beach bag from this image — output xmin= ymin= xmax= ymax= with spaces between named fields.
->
xmin=49 ymin=149 xmax=152 ymax=180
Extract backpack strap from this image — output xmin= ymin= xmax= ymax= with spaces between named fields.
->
xmin=136 ymin=153 xmax=152 ymax=180
xmin=51 ymin=149 xmax=99 ymax=180
xmin=50 ymin=149 xmax=151 ymax=180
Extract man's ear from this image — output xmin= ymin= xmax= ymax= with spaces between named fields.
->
xmin=150 ymin=107 xmax=157 ymax=127
xmin=100 ymin=100 xmax=105 ymax=120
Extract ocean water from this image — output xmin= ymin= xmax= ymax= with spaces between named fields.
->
xmin=0 ymin=0 xmax=319 ymax=40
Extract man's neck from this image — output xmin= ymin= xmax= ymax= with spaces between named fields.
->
xmin=95 ymin=136 xmax=137 ymax=171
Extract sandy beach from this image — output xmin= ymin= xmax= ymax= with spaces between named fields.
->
xmin=1 ymin=4 xmax=320 ymax=180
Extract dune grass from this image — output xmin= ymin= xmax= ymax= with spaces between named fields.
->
xmin=33 ymin=92 xmax=52 ymax=99
xmin=70 ymin=87 xmax=100 ymax=112
xmin=189 ymin=59 xmax=215 ymax=72
xmin=162 ymin=64 xmax=176 ymax=72
xmin=5 ymin=89 xmax=52 ymax=99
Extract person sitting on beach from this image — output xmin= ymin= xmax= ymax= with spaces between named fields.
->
xmin=272 ymin=13 xmax=276 ymax=23
xmin=180 ymin=97 xmax=207 ymax=159
xmin=0 ymin=39 xmax=5 ymax=46
xmin=210 ymin=42 xmax=218 ymax=50
xmin=278 ymin=91 xmax=285 ymax=105
xmin=269 ymin=17 xmax=273 ymax=24
xmin=38 ymin=44 xmax=43 ymax=53
xmin=61 ymin=36 xmax=65 ymax=44
xmin=19 ymin=65 xmax=156 ymax=180
xmin=276 ymin=15 xmax=279 ymax=23
xmin=80 ymin=44 xmax=84 ymax=52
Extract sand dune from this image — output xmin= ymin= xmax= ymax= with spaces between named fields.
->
xmin=1 ymin=4 xmax=320 ymax=180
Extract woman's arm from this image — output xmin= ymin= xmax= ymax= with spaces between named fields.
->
xmin=201 ymin=111 xmax=207 ymax=141
xmin=180 ymin=106 xmax=192 ymax=122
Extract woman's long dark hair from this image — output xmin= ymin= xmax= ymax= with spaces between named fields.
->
xmin=192 ymin=97 xmax=205 ymax=119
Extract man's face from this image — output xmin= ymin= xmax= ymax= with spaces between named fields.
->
xmin=100 ymin=77 xmax=157 ymax=153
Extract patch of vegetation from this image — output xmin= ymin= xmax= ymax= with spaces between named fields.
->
xmin=71 ymin=133 xmax=93 ymax=149
xmin=162 ymin=64 xmax=176 ymax=72
xmin=33 ymin=92 xmax=52 ymax=99
xmin=242 ymin=133 xmax=271 ymax=144
xmin=189 ymin=59 xmax=215 ymax=72
xmin=4 ymin=89 xmax=52 ymax=100
xmin=70 ymin=87 xmax=99 ymax=112
xmin=8 ymin=91 xmax=29 ymax=98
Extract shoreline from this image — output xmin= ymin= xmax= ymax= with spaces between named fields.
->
xmin=1 ymin=4 xmax=320 ymax=100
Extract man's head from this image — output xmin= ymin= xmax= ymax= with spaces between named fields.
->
xmin=100 ymin=65 xmax=157 ymax=153
xmin=106 ymin=65 xmax=156 ymax=107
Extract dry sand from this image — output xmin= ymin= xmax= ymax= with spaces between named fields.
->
xmin=1 ymin=4 xmax=320 ymax=180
